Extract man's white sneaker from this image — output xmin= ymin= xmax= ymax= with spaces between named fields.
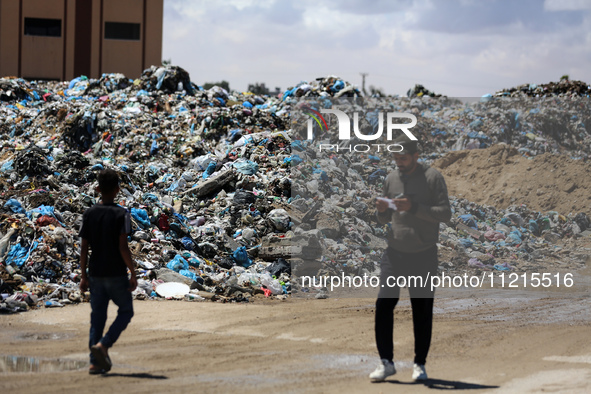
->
xmin=369 ymin=359 xmax=396 ymax=381
xmin=412 ymin=363 xmax=428 ymax=381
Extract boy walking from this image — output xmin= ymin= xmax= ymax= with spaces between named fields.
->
xmin=79 ymin=169 xmax=137 ymax=374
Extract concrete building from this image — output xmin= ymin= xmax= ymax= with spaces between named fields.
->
xmin=0 ymin=0 xmax=163 ymax=81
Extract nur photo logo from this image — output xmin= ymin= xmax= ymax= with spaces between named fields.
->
xmin=304 ymin=107 xmax=418 ymax=153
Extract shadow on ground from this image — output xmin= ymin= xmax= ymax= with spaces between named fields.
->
xmin=101 ymin=372 xmax=168 ymax=380
xmin=380 ymin=378 xmax=499 ymax=390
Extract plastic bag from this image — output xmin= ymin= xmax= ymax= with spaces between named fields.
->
xmin=233 ymin=246 xmax=252 ymax=268
xmin=4 ymin=199 xmax=25 ymax=214
xmin=167 ymin=254 xmax=189 ymax=272
xmin=232 ymin=160 xmax=259 ymax=175
xmin=131 ymin=208 xmax=151 ymax=228
xmin=265 ymin=258 xmax=290 ymax=277
xmin=267 ymin=209 xmax=290 ymax=232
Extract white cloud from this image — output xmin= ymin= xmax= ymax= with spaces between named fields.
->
xmin=161 ymin=0 xmax=591 ymax=96
xmin=544 ymin=0 xmax=591 ymax=11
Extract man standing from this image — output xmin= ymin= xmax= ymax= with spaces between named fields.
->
xmin=370 ymin=136 xmax=451 ymax=382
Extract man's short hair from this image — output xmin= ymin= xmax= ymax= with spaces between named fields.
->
xmin=393 ymin=134 xmax=419 ymax=154
xmin=98 ymin=169 xmax=119 ymax=194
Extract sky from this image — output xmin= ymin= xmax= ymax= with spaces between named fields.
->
xmin=162 ymin=0 xmax=591 ymax=97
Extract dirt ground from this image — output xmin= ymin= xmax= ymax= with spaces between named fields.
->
xmin=1 ymin=294 xmax=591 ymax=394
xmin=433 ymin=144 xmax=591 ymax=216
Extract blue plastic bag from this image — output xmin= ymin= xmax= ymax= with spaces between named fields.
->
xmin=4 ymin=199 xmax=25 ymax=214
xmin=229 ymin=129 xmax=242 ymax=142
xmin=68 ymin=77 xmax=82 ymax=89
xmin=131 ymin=208 xmax=151 ymax=228
xmin=459 ymin=238 xmax=473 ymax=248
xmin=368 ymin=169 xmax=387 ymax=183
xmin=312 ymin=168 xmax=328 ymax=182
xmin=181 ymin=237 xmax=196 ymax=251
xmin=27 ymin=205 xmax=56 ymax=220
xmin=202 ymin=162 xmax=217 ymax=179
xmin=1 ymin=160 xmax=14 ymax=172
xmin=459 ymin=214 xmax=477 ymax=229
xmin=233 ymin=246 xmax=252 ymax=268
xmin=142 ymin=193 xmax=159 ymax=203
xmin=233 ymin=160 xmax=259 ymax=175
xmin=178 ymin=269 xmax=198 ymax=281
xmin=6 ymin=241 xmax=38 ymax=267
xmin=469 ymin=119 xmax=483 ymax=130
xmin=493 ymin=263 xmax=512 ymax=271
xmin=506 ymin=231 xmax=522 ymax=245
xmin=167 ymin=254 xmax=189 ymax=272
xmin=290 ymin=155 xmax=303 ymax=166
xmin=331 ymin=80 xmax=344 ymax=92
xmin=156 ymin=70 xmax=166 ymax=89
xmin=291 ymin=140 xmax=304 ymax=151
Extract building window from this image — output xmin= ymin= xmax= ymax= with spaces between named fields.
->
xmin=24 ymin=18 xmax=62 ymax=37
xmin=105 ymin=22 xmax=140 ymax=40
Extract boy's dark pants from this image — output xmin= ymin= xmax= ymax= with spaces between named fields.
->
xmin=89 ymin=276 xmax=134 ymax=365
xmin=375 ymin=246 xmax=437 ymax=366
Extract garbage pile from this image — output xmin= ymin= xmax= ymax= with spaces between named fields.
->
xmin=282 ymin=75 xmax=361 ymax=100
xmin=291 ymin=95 xmax=591 ymax=160
xmin=288 ymin=94 xmax=590 ymax=296
xmin=438 ymin=198 xmax=591 ymax=275
xmin=495 ymin=79 xmax=591 ymax=98
xmin=406 ymin=95 xmax=591 ymax=159
xmin=287 ymin=130 xmax=590 ymax=296
xmin=0 ymin=66 xmax=298 ymax=312
xmin=0 ymin=69 xmax=590 ymax=311
xmin=406 ymin=84 xmax=442 ymax=98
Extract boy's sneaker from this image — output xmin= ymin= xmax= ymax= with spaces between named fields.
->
xmin=88 ymin=365 xmax=106 ymax=375
xmin=90 ymin=344 xmax=112 ymax=372
xmin=369 ymin=359 xmax=396 ymax=381
xmin=412 ymin=363 xmax=428 ymax=381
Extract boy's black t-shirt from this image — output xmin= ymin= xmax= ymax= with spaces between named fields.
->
xmin=79 ymin=203 xmax=131 ymax=277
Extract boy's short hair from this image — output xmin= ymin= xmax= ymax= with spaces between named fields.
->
xmin=98 ymin=169 xmax=120 ymax=194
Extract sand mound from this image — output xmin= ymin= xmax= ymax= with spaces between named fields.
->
xmin=433 ymin=144 xmax=591 ymax=216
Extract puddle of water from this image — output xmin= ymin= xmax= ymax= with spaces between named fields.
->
xmin=16 ymin=332 xmax=74 ymax=341
xmin=312 ymin=354 xmax=406 ymax=372
xmin=0 ymin=355 xmax=87 ymax=373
